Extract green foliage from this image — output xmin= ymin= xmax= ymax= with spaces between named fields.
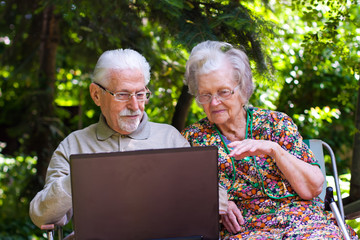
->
xmin=348 ymin=218 xmax=360 ymax=237
xmin=0 ymin=146 xmax=74 ymax=239
xmin=271 ymin=0 xmax=359 ymax=175
xmin=0 ymin=151 xmax=43 ymax=239
xmin=185 ymin=100 xmax=207 ymax=126
xmin=0 ymin=0 xmax=360 ymax=238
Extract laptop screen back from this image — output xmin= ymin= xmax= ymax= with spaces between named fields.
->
xmin=70 ymin=146 xmax=219 ymax=240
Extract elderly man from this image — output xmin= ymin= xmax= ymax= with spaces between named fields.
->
xmin=29 ymin=49 xmax=190 ymax=229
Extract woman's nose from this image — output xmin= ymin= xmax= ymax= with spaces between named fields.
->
xmin=210 ymin=95 xmax=222 ymax=105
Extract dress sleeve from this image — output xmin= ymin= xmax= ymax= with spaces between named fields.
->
xmin=181 ymin=125 xmax=197 ymax=146
xmin=270 ymin=111 xmax=319 ymax=166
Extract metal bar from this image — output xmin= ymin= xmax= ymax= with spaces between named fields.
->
xmin=330 ymin=202 xmax=351 ymax=240
xmin=46 ymin=230 xmax=54 ymax=240
xmin=322 ymin=141 xmax=345 ymax=221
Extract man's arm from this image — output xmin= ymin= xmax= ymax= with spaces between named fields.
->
xmin=29 ymin=146 xmax=73 ymax=228
xmin=219 ymin=185 xmax=228 ymax=214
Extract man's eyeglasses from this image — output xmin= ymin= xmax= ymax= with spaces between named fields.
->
xmin=196 ymin=85 xmax=240 ymax=104
xmin=94 ymin=82 xmax=151 ymax=102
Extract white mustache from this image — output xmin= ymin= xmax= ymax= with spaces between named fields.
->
xmin=119 ymin=109 xmax=142 ymax=117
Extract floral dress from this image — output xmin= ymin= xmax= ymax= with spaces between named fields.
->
xmin=181 ymin=107 xmax=358 ymax=239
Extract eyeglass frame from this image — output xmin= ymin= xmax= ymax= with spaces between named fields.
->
xmin=94 ymin=82 xmax=151 ymax=102
xmin=195 ymin=85 xmax=240 ymax=104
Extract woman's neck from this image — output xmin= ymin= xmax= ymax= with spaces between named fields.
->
xmin=216 ymin=108 xmax=247 ymax=142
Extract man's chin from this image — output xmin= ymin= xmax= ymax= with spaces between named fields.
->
xmin=118 ymin=118 xmax=140 ymax=134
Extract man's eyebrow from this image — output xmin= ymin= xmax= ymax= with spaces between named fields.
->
xmin=115 ymin=88 xmax=147 ymax=93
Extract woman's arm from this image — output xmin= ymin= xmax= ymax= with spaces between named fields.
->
xmin=228 ymin=139 xmax=324 ymax=200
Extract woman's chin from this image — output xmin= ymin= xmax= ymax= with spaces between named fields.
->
xmin=211 ymin=117 xmax=229 ymax=126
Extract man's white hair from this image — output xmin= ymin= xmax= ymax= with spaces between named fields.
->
xmin=93 ymin=49 xmax=151 ymax=85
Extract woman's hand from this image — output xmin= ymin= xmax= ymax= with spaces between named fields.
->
xmin=227 ymin=139 xmax=324 ymax=200
xmin=228 ymin=139 xmax=277 ymax=159
xmin=220 ymin=200 xmax=245 ymax=234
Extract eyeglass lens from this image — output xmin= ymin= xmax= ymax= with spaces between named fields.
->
xmin=196 ymin=86 xmax=238 ymax=104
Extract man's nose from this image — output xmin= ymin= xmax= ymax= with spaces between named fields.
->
xmin=127 ymin=95 xmax=140 ymax=110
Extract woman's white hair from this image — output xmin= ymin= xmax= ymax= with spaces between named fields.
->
xmin=93 ymin=49 xmax=151 ymax=85
xmin=184 ymin=40 xmax=254 ymax=104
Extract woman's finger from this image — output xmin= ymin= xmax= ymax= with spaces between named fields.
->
xmin=221 ymin=214 xmax=237 ymax=233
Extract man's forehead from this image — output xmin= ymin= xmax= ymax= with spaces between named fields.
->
xmin=108 ymin=68 xmax=146 ymax=90
xmin=108 ymin=68 xmax=142 ymax=77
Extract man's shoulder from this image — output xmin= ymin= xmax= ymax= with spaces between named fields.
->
xmin=63 ymin=122 xmax=98 ymax=141
xmin=146 ymin=121 xmax=189 ymax=147
xmin=147 ymin=121 xmax=178 ymax=131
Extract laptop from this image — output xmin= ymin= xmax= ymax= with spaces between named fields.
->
xmin=70 ymin=146 xmax=219 ymax=240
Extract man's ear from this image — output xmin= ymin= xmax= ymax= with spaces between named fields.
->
xmin=89 ymin=83 xmax=101 ymax=106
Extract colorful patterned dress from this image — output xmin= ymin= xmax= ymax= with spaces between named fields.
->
xmin=181 ymin=107 xmax=358 ymax=239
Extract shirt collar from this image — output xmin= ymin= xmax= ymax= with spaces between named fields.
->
xmin=96 ymin=112 xmax=150 ymax=140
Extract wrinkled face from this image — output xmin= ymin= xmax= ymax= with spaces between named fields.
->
xmin=90 ymin=69 xmax=147 ymax=135
xmin=197 ymin=62 xmax=245 ymax=126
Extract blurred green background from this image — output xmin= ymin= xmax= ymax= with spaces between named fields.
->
xmin=0 ymin=0 xmax=359 ymax=238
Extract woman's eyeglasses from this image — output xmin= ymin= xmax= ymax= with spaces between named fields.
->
xmin=196 ymin=85 xmax=240 ymax=104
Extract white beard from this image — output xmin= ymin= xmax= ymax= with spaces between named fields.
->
xmin=118 ymin=109 xmax=142 ymax=133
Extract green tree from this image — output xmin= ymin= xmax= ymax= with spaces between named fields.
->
xmin=1 ymin=0 xmax=359 ymax=237
xmin=274 ymin=0 xmax=360 ymax=203
xmin=0 ymin=0 xmax=275 ymax=192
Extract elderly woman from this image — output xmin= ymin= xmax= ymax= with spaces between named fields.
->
xmin=181 ymin=41 xmax=358 ymax=239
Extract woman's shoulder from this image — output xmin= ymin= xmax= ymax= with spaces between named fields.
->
xmin=181 ymin=117 xmax=214 ymax=134
xmin=249 ymin=106 xmax=292 ymax=122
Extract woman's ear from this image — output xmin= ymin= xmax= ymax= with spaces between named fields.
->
xmin=89 ymin=83 xmax=101 ymax=106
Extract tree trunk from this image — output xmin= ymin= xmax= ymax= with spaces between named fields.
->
xmin=350 ymin=80 xmax=360 ymax=202
xmin=34 ymin=5 xmax=60 ymax=186
xmin=172 ymin=85 xmax=193 ymax=131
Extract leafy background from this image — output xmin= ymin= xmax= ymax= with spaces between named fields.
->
xmin=0 ymin=0 xmax=359 ymax=238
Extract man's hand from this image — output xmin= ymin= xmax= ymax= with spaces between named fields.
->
xmin=220 ymin=200 xmax=245 ymax=234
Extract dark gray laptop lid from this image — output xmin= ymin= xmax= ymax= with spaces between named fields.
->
xmin=70 ymin=146 xmax=219 ymax=240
